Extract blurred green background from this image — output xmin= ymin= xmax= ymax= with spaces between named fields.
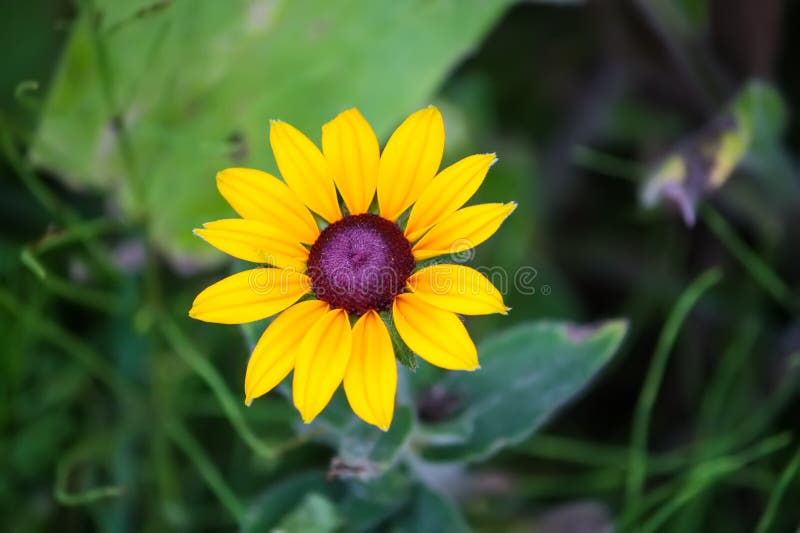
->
xmin=2 ymin=0 xmax=799 ymax=531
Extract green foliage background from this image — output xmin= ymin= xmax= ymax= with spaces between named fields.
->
xmin=2 ymin=0 xmax=799 ymax=531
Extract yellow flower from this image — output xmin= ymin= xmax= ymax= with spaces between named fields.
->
xmin=189 ymin=106 xmax=516 ymax=430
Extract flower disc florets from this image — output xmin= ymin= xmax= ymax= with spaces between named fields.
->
xmin=306 ymin=214 xmax=415 ymax=315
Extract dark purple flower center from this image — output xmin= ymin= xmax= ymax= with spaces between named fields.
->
xmin=307 ymin=214 xmax=415 ymax=315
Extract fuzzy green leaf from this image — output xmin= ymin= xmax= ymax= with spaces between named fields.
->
xmin=420 ymin=320 xmax=628 ymax=462
xmin=274 ymin=493 xmax=341 ymax=533
xmin=31 ymin=0 xmax=515 ymax=262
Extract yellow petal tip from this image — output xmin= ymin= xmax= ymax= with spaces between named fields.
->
xmin=500 ymin=201 xmax=518 ymax=219
xmin=298 ymin=407 xmax=318 ymax=424
xmin=269 ymin=119 xmax=286 ymax=131
xmin=244 ymin=397 xmax=253 ymax=407
xmin=215 ymin=170 xmax=226 ymax=183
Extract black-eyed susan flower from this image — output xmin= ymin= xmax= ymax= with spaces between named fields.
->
xmin=189 ymin=106 xmax=515 ymax=430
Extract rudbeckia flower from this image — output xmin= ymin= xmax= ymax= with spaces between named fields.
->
xmin=190 ymin=106 xmax=515 ymax=430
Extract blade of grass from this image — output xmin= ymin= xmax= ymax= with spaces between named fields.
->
xmin=149 ymin=366 xmax=184 ymax=528
xmin=32 ymin=217 xmax=120 ymax=255
xmin=674 ymin=316 xmax=760 ymax=531
xmin=703 ymin=352 xmax=800 ymax=457
xmin=754 ymin=444 xmax=800 ymax=533
xmin=0 ymin=287 xmax=136 ymax=402
xmin=572 ymin=145 xmax=644 ymax=182
xmin=517 ymin=469 xmax=625 ymax=499
xmin=55 ymin=438 xmax=126 ymax=506
xmin=702 ymin=206 xmax=799 ymax=314
xmin=625 ymin=268 xmax=722 ymax=509
xmin=619 ymin=432 xmax=792 ymax=530
xmin=22 ymin=264 xmax=122 ymax=313
xmin=164 ymin=416 xmax=245 ymax=523
xmin=522 ymin=434 xmax=709 ymax=476
xmin=0 ymin=126 xmax=119 ymax=279
xmin=635 ymin=433 xmax=792 ymax=533
xmin=696 ymin=317 xmax=759 ymax=436
xmin=524 ymin=434 xmax=633 ymax=468
xmin=158 ymin=316 xmax=277 ymax=463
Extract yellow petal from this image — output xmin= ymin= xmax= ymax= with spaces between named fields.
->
xmin=405 ymin=153 xmax=497 ymax=242
xmin=244 ymin=300 xmax=330 ymax=404
xmin=216 ymin=167 xmax=319 ymax=244
xmin=189 ymin=268 xmax=311 ymax=324
xmin=292 ymin=308 xmax=352 ymax=423
xmin=270 ymin=120 xmax=342 ymax=223
xmin=377 ymin=106 xmax=445 ymax=221
xmin=407 ymin=264 xmax=508 ymax=315
xmin=322 ymin=108 xmax=380 ymax=215
xmin=344 ymin=311 xmax=397 ymax=431
xmin=194 ymin=219 xmax=308 ymax=271
xmin=392 ymin=293 xmax=478 ymax=371
xmin=412 ymin=202 xmax=517 ymax=261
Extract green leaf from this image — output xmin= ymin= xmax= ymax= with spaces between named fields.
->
xmin=336 ymin=407 xmax=415 ymax=469
xmin=732 ymin=81 xmax=796 ymax=200
xmin=674 ymin=0 xmax=708 ymax=29
xmin=274 ymin=493 xmax=342 ymax=533
xmin=392 ymin=485 xmax=470 ymax=533
xmin=733 ymin=81 xmax=787 ymax=138
xmin=338 ymin=471 xmax=412 ymax=531
xmin=240 ymin=471 xmax=332 ymax=533
xmin=302 ymin=400 xmax=416 ymax=477
xmin=419 ymin=320 xmax=628 ymax=462
xmin=31 ymin=0 xmax=515 ymax=261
